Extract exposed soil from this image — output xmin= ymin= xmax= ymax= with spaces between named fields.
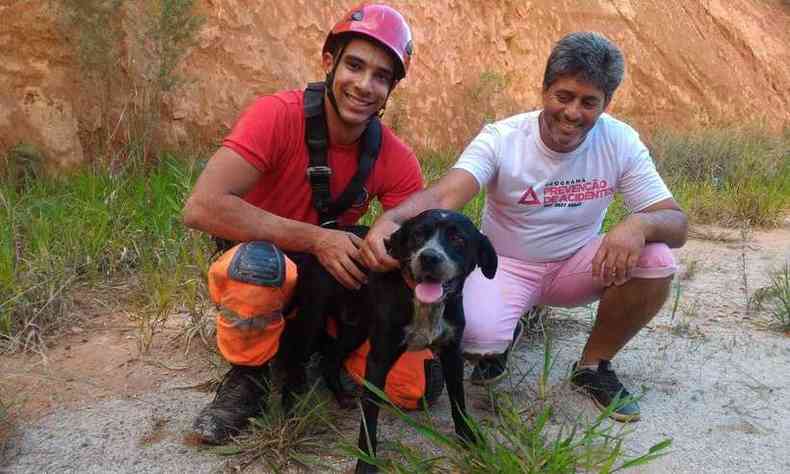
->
xmin=1 ymin=225 xmax=789 ymax=473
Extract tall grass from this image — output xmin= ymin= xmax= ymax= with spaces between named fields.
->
xmin=651 ymin=126 xmax=790 ymax=227
xmin=0 ymin=155 xmax=210 ymax=352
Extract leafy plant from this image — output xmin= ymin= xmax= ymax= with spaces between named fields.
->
xmin=347 ymin=382 xmax=670 ymax=473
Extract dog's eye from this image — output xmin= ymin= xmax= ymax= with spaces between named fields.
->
xmin=446 ymin=229 xmax=465 ymax=248
xmin=411 ymin=224 xmax=428 ymax=244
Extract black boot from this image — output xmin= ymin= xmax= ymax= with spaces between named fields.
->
xmin=192 ymin=364 xmax=271 ymax=444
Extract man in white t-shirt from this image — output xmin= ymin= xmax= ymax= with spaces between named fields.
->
xmin=360 ymin=32 xmax=688 ymax=421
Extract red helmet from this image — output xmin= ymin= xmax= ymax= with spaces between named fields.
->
xmin=323 ymin=4 xmax=413 ymax=81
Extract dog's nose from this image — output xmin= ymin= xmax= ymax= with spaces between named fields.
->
xmin=419 ymin=249 xmax=442 ymax=269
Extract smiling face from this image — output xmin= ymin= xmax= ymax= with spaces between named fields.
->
xmin=540 ymin=74 xmax=608 ymax=153
xmin=322 ymin=37 xmax=395 ymax=142
xmin=387 ymin=210 xmax=498 ymax=292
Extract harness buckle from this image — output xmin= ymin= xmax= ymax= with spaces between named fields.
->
xmin=306 ymin=166 xmax=332 ymax=179
xmin=319 ymin=219 xmax=339 ymax=229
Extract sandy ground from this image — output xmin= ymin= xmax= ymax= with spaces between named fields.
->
xmin=1 ymin=225 xmax=788 ymax=473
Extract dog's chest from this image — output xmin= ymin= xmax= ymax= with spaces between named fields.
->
xmin=402 ymin=299 xmax=455 ymax=351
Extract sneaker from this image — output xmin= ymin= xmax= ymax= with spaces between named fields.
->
xmin=571 ymin=360 xmax=641 ymax=422
xmin=192 ymin=364 xmax=271 ymax=444
xmin=470 ymin=319 xmax=524 ymax=386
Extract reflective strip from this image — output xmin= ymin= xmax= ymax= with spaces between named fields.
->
xmin=218 ymin=307 xmax=284 ymax=330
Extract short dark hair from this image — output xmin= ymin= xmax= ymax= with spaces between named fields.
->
xmin=543 ymin=32 xmax=625 ymax=103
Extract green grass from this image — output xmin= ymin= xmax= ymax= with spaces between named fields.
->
xmin=212 ymin=383 xmax=343 ymax=473
xmin=0 ymin=154 xmax=211 ymax=352
xmin=751 ymin=261 xmax=790 ymax=332
xmin=348 ymin=378 xmax=669 ymax=473
xmin=651 ymin=126 xmax=790 ymax=227
xmin=767 ymin=261 xmax=790 ymax=331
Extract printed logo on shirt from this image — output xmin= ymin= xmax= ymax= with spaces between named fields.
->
xmin=543 ymin=178 xmax=614 ymax=208
xmin=518 ymin=187 xmax=541 ymax=205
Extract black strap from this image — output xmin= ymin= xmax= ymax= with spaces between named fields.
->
xmin=304 ymin=82 xmax=381 ymax=228
xmin=304 ymin=82 xmax=333 ymax=225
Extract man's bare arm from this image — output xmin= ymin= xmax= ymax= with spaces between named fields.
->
xmin=182 ymin=147 xmax=366 ymax=288
xmin=628 ymin=198 xmax=688 ymax=249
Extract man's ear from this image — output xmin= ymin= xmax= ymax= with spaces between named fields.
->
xmin=322 ymin=51 xmax=335 ymax=75
xmin=477 ymin=234 xmax=498 ymax=279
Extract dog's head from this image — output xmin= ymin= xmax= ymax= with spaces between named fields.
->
xmin=386 ymin=209 xmax=497 ymax=304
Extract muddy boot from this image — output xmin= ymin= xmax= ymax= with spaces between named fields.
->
xmin=192 ymin=364 xmax=271 ymax=444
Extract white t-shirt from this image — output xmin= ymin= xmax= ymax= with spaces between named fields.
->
xmin=454 ymin=111 xmax=672 ymax=262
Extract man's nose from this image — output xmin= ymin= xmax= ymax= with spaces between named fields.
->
xmin=563 ymin=100 xmax=582 ymax=122
xmin=354 ymin=71 xmax=373 ymax=94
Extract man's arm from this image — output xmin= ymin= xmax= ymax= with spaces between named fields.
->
xmin=182 ymin=147 xmax=367 ymax=289
xmin=627 ymin=198 xmax=688 ymax=249
xmin=360 ymin=168 xmax=481 ymax=270
xmin=592 ymin=197 xmax=688 ymax=286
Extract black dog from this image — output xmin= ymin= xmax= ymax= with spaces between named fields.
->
xmin=279 ymin=210 xmax=497 ymax=473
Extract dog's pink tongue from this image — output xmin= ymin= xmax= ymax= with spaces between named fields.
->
xmin=415 ymin=282 xmax=443 ymax=304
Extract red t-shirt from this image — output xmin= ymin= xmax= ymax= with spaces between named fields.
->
xmin=222 ymin=90 xmax=423 ymax=226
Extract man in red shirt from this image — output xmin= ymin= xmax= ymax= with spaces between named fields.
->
xmin=182 ymin=4 xmax=425 ymax=444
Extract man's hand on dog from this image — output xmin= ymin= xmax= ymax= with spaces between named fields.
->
xmin=592 ymin=217 xmax=646 ymax=287
xmin=313 ymin=228 xmax=367 ymax=289
xmin=360 ymin=219 xmax=401 ymax=272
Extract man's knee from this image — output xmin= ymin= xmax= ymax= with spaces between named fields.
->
xmin=462 ymin=314 xmax=515 ymax=356
xmin=208 ymin=241 xmax=298 ymax=366
xmin=631 ymin=243 xmax=677 ymax=279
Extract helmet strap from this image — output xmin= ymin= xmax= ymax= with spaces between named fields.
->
xmin=324 ymin=42 xmax=346 ymax=120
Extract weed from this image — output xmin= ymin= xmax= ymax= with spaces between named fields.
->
xmin=671 ymin=298 xmax=704 ymax=339
xmin=651 ymin=126 xmax=790 ymax=227
xmin=0 ymin=155 xmax=209 ymax=353
xmin=679 ymin=258 xmax=699 ymax=281
xmin=59 ymin=0 xmax=203 ymax=161
xmin=752 ymin=261 xmax=790 ymax=331
xmin=740 ymin=221 xmax=753 ymax=314
xmin=219 ymin=384 xmax=343 ymax=473
xmin=466 ymin=71 xmax=519 ymax=127
xmin=0 ymin=393 xmax=15 ymax=462
xmin=349 ymin=382 xmax=670 ymax=473
xmin=538 ymin=328 xmax=559 ymax=401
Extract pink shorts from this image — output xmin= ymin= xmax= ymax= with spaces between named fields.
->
xmin=461 ymin=236 xmax=677 ymax=355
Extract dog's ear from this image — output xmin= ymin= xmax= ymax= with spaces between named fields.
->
xmin=477 ymin=233 xmax=498 ymax=279
xmin=386 ymin=225 xmax=409 ymax=261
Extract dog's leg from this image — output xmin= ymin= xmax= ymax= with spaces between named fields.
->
xmin=439 ymin=340 xmax=477 ymax=444
xmin=325 ymin=320 xmax=368 ymax=409
xmin=441 ymin=299 xmax=477 ymax=444
xmin=355 ymin=331 xmax=404 ymax=474
xmin=279 ymin=291 xmax=327 ymax=415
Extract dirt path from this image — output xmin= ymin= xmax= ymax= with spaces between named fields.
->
xmin=2 ymin=226 xmax=789 ymax=473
